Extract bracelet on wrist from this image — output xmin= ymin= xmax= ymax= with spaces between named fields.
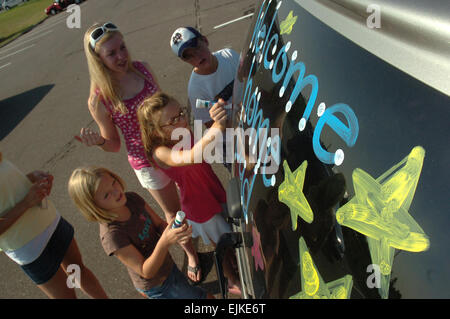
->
xmin=97 ymin=137 xmax=106 ymax=146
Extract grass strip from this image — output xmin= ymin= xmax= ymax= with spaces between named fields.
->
xmin=0 ymin=0 xmax=53 ymax=47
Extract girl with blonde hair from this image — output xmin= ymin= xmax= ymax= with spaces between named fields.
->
xmin=137 ymin=92 xmax=241 ymax=295
xmin=0 ymin=152 xmax=107 ymax=299
xmin=68 ymin=166 xmax=213 ymax=299
xmin=76 ymin=22 xmax=201 ymax=282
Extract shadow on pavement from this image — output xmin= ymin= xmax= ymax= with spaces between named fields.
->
xmin=0 ymin=84 xmax=54 ymax=140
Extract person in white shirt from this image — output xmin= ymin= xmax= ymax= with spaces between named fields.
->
xmin=170 ymin=27 xmax=240 ymax=171
xmin=169 ymin=28 xmax=242 ymax=296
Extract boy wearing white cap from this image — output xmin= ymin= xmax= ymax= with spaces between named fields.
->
xmin=170 ymin=27 xmax=239 ymax=170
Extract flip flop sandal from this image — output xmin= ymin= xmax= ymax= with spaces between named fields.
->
xmin=187 ymin=264 xmax=203 ymax=285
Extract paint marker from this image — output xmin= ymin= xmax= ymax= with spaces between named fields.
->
xmin=196 ymin=99 xmax=232 ymax=110
xmin=39 ymin=174 xmax=49 ymax=210
xmin=172 ymin=211 xmax=186 ymax=229
xmin=40 ymin=197 xmax=48 ymax=209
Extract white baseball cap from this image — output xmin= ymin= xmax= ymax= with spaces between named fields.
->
xmin=170 ymin=27 xmax=203 ymax=58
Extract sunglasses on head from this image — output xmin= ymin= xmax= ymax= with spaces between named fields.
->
xmin=89 ymin=22 xmax=119 ymax=50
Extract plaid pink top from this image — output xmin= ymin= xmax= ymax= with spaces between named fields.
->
xmin=97 ymin=61 xmax=158 ymax=169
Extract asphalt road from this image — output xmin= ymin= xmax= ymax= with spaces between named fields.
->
xmin=0 ymin=0 xmax=254 ymax=299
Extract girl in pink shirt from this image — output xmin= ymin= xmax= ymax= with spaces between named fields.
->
xmin=137 ymin=92 xmax=241 ymax=295
xmin=76 ymin=22 xmax=201 ymax=283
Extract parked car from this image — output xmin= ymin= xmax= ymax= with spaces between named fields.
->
xmin=215 ymin=0 xmax=450 ymax=299
xmin=45 ymin=0 xmax=82 ymax=16
xmin=1 ymin=0 xmax=28 ymax=11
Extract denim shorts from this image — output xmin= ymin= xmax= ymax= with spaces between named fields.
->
xmin=137 ymin=264 xmax=207 ymax=299
xmin=20 ymin=217 xmax=74 ymax=285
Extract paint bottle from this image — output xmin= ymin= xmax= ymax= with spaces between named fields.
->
xmin=196 ymin=98 xmax=232 ymax=110
xmin=40 ymin=198 xmax=48 ymax=209
xmin=172 ymin=211 xmax=186 ymax=229
xmin=39 ymin=174 xmax=50 ymax=209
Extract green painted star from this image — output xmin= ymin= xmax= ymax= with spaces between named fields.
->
xmin=280 ymin=10 xmax=298 ymax=35
xmin=279 ymin=160 xmax=313 ymax=231
xmin=290 ymin=237 xmax=353 ymax=299
xmin=336 ymin=146 xmax=430 ymax=298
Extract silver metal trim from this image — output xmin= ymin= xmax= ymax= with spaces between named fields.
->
xmin=296 ymin=0 xmax=450 ymax=96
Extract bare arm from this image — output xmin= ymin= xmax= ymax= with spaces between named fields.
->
xmin=76 ymin=94 xmax=121 ymax=152
xmin=113 ymin=223 xmax=192 ymax=280
xmin=153 ymin=100 xmax=228 ymax=167
xmin=0 ymin=200 xmax=32 ymax=236
xmin=113 ymin=240 xmax=170 ymax=280
xmin=0 ymin=172 xmax=52 ymax=235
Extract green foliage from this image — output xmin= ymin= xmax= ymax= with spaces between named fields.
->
xmin=0 ymin=0 xmax=53 ymax=47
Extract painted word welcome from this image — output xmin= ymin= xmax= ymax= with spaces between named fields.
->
xmin=237 ymin=0 xmax=360 ymax=220
xmin=248 ymin=0 xmax=359 ymax=166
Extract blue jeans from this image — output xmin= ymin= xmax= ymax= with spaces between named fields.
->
xmin=137 ymin=264 xmax=207 ymax=299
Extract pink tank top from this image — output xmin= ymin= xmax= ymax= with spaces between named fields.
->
xmin=98 ymin=61 xmax=158 ymax=170
xmin=157 ymin=135 xmax=227 ymax=223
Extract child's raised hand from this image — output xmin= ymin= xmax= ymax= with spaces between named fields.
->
xmin=160 ymin=221 xmax=193 ymax=247
xmin=210 ymin=99 xmax=228 ymax=131
xmin=27 ymin=171 xmax=53 ymax=196
xmin=75 ymin=128 xmax=105 ymax=147
xmin=23 ymin=180 xmax=50 ymax=209
xmin=176 ymin=223 xmax=193 ymax=246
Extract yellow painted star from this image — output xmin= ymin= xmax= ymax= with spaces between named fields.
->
xmin=290 ymin=237 xmax=353 ymax=299
xmin=279 ymin=160 xmax=313 ymax=231
xmin=336 ymin=146 xmax=430 ymax=298
xmin=280 ymin=10 xmax=298 ymax=35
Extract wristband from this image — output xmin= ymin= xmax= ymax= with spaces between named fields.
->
xmin=97 ymin=137 xmax=106 ymax=146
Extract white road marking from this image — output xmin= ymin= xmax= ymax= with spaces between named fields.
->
xmin=0 ymin=30 xmax=53 ymax=55
xmin=14 ymin=13 xmax=67 ymax=43
xmin=0 ymin=6 xmax=80 ymax=56
xmin=18 ymin=21 xmax=61 ymax=42
xmin=214 ymin=13 xmax=254 ymax=29
xmin=0 ymin=62 xmax=11 ymax=70
xmin=0 ymin=44 xmax=35 ymax=61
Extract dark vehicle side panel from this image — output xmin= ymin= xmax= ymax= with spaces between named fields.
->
xmin=231 ymin=0 xmax=449 ymax=299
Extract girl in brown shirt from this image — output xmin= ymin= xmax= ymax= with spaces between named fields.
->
xmin=68 ymin=166 xmax=212 ymax=299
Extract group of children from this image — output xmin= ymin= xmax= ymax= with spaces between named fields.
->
xmin=0 ymin=23 xmax=241 ymax=299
